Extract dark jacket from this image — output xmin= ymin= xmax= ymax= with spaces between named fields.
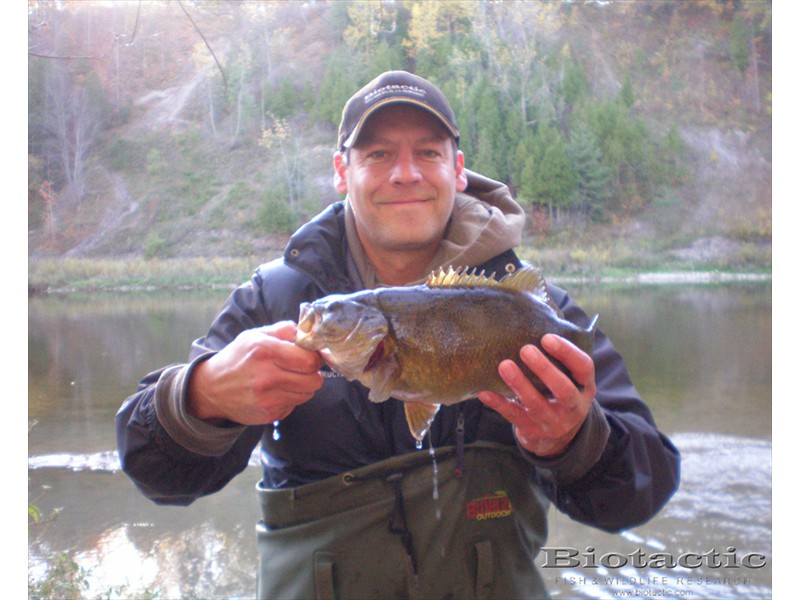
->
xmin=116 ymin=201 xmax=679 ymax=533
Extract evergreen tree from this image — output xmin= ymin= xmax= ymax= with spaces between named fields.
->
xmin=313 ymin=51 xmax=365 ymax=127
xmin=513 ymin=129 xmax=538 ymax=207
xmin=530 ymin=124 xmax=577 ymax=221
xmin=729 ymin=14 xmax=750 ymax=76
xmin=561 ymin=56 xmax=590 ymax=107
xmin=265 ymin=77 xmax=302 ymax=120
xmin=474 ymin=82 xmax=506 ymax=181
xmin=364 ymin=39 xmax=407 ymax=78
xmin=654 ymin=125 xmax=687 ymax=184
xmin=567 ymin=118 xmax=612 ymax=220
xmin=581 ymin=99 xmax=657 ymax=213
xmin=619 ymin=73 xmax=635 ymax=109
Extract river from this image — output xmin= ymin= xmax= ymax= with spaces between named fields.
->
xmin=28 ymin=281 xmax=772 ymax=599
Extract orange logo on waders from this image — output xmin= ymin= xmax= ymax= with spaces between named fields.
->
xmin=466 ymin=491 xmax=513 ymax=521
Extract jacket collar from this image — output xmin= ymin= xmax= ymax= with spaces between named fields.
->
xmin=282 ymin=202 xmax=355 ymax=296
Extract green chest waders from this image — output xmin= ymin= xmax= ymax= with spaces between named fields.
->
xmin=256 ymin=442 xmax=552 ymax=600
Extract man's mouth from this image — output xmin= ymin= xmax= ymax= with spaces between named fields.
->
xmin=382 ymin=197 xmax=432 ymax=206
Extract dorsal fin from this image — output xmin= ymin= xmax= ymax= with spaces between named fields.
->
xmin=427 ymin=265 xmax=557 ymax=308
xmin=426 ymin=266 xmax=499 ymax=289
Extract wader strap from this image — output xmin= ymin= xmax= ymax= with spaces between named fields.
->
xmin=455 ymin=406 xmax=466 ymax=478
xmin=386 ymin=472 xmax=419 ymax=575
xmin=314 ymin=552 xmax=336 ymax=600
xmin=474 ymin=540 xmax=495 ymax=600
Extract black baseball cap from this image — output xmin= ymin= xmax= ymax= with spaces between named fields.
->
xmin=337 ymin=71 xmax=460 ymax=152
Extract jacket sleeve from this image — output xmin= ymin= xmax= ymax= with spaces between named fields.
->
xmin=115 ymin=272 xmax=271 ymax=505
xmin=523 ymin=285 xmax=681 ymax=532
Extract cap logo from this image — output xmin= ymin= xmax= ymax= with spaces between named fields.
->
xmin=364 ymin=83 xmax=427 ymax=105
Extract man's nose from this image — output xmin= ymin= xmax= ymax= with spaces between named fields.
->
xmin=390 ymin=150 xmax=422 ymax=184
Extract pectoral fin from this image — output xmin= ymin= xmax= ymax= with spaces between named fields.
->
xmin=404 ymin=403 xmax=441 ymax=443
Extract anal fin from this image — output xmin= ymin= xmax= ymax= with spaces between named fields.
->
xmin=404 ymin=403 xmax=441 ymax=443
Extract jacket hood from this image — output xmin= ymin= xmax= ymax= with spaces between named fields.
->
xmin=431 ymin=169 xmax=526 ymax=278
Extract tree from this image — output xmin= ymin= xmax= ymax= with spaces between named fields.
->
xmin=471 ymin=0 xmax=562 ymax=126
xmin=580 ymin=99 xmax=658 ymax=214
xmin=258 ymin=116 xmax=305 ymax=212
xmin=226 ymin=50 xmax=255 ymax=147
xmin=561 ymin=53 xmax=590 ymax=108
xmin=729 ymin=3 xmax=771 ymax=113
xmin=567 ymin=118 xmax=612 ymax=220
xmin=404 ymin=0 xmax=474 ymax=78
xmin=39 ymin=63 xmax=107 ymax=203
xmin=512 ymin=129 xmax=538 ymax=207
xmin=313 ymin=50 xmax=366 ymax=127
xmin=619 ymin=73 xmax=635 ymax=109
xmin=728 ymin=14 xmax=749 ymax=77
xmin=472 ymin=78 xmax=508 ymax=181
xmin=529 ymin=124 xmax=577 ymax=222
xmin=345 ymin=0 xmax=399 ymax=58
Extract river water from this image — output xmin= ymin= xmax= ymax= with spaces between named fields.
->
xmin=28 ymin=281 xmax=772 ymax=599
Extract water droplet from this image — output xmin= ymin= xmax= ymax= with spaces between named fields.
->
xmin=272 ymin=421 xmax=281 ymax=441
xmin=429 ymin=443 xmax=441 ymax=517
xmin=415 ymin=439 xmax=423 ymax=450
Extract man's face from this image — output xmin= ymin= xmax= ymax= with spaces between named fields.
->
xmin=334 ymin=104 xmax=468 ymax=264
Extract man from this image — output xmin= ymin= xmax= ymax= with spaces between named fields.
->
xmin=117 ymin=71 xmax=679 ymax=599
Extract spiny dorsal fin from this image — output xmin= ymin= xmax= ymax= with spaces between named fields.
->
xmin=427 ymin=265 xmax=561 ymax=314
xmin=426 ymin=266 xmax=499 ymax=288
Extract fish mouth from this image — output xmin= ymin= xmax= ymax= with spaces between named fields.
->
xmin=296 ymin=305 xmax=345 ymax=342
xmin=295 ymin=305 xmax=367 ymax=349
xmin=296 ymin=303 xmax=315 ymax=335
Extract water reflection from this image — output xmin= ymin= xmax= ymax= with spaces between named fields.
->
xmin=544 ymin=432 xmax=771 ymax=599
xmin=28 ymin=467 xmax=260 ymax=599
xmin=28 ymin=283 xmax=771 ymax=598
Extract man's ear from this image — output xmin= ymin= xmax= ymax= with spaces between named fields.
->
xmin=455 ymin=151 xmax=468 ymax=193
xmin=333 ymin=152 xmax=348 ymax=194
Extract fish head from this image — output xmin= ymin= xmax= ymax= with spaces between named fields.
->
xmin=296 ymin=295 xmax=389 ymax=381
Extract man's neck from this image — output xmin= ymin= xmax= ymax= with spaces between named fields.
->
xmin=365 ymin=246 xmax=437 ymax=286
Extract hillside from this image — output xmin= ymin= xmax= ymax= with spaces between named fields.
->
xmin=27 ymin=1 xmax=772 ymax=276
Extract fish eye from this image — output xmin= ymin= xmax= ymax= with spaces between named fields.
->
xmin=326 ymin=299 xmax=348 ymax=314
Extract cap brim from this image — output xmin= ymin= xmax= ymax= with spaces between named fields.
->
xmin=342 ymin=98 xmax=460 ymax=150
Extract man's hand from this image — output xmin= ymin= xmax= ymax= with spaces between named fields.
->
xmin=478 ymin=334 xmax=597 ymax=457
xmin=187 ymin=321 xmax=324 ymax=425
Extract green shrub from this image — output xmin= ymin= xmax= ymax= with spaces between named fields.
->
xmin=28 ymin=552 xmax=90 ymax=600
xmin=107 ymin=138 xmax=144 ymax=172
xmin=256 ymin=197 xmax=298 ymax=234
xmin=143 ymin=231 xmax=169 ymax=259
xmin=146 ymin=148 xmax=167 ymax=178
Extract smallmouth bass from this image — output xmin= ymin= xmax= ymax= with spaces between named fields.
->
xmin=295 ymin=266 xmax=597 ymax=442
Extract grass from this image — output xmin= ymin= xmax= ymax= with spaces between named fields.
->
xmin=28 ymin=256 xmax=272 ymax=293
xmin=28 ymin=232 xmax=771 ymax=294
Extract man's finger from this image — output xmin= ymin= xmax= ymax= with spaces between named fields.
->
xmin=477 ymin=391 xmax=528 ymax=423
xmin=541 ymin=334 xmax=595 ymax=390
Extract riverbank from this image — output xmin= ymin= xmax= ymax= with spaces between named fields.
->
xmin=28 ymin=255 xmax=771 ymax=295
xmin=28 ymin=256 xmax=259 ymax=295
